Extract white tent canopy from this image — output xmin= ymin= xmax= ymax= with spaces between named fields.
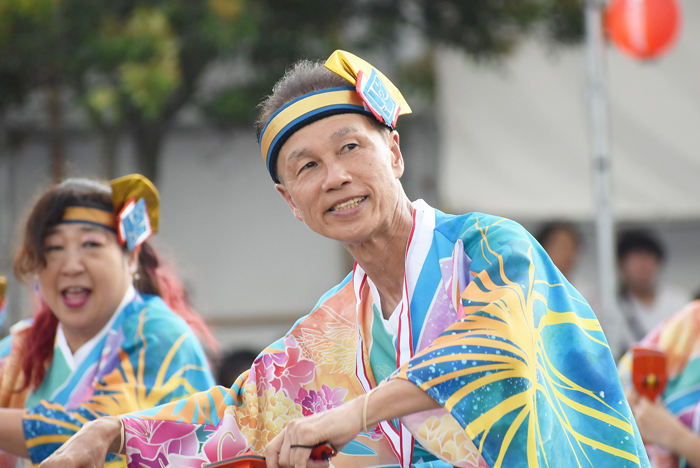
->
xmin=436 ymin=0 xmax=700 ymax=222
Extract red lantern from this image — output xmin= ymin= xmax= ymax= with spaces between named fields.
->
xmin=605 ymin=0 xmax=682 ymax=60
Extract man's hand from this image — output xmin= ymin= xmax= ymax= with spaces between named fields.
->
xmin=265 ymin=396 xmax=363 ymax=468
xmin=39 ymin=417 xmax=121 ymax=468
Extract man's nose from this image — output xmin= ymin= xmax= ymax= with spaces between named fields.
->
xmin=322 ymin=160 xmax=352 ymax=191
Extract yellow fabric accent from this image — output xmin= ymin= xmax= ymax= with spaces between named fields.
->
xmin=26 ymin=434 xmax=72 ymax=449
xmin=62 ymin=207 xmax=118 ymax=230
xmin=324 ymin=49 xmax=412 ymax=116
xmin=110 ymin=174 xmax=160 ymax=233
xmin=0 ymin=276 xmax=6 ymax=304
xmin=260 ymin=89 xmax=363 ymax=167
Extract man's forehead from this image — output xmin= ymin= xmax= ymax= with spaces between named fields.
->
xmin=282 ymin=115 xmax=369 ymax=158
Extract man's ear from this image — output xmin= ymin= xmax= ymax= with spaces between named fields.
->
xmin=275 ymin=183 xmax=304 ymax=222
xmin=389 ymin=130 xmax=404 ymax=179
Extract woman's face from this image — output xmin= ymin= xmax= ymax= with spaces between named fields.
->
xmin=37 ymin=223 xmax=136 ymax=349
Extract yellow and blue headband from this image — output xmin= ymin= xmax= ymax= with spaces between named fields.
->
xmin=259 ymin=50 xmax=412 ymax=182
xmin=61 ymin=174 xmax=160 ymax=250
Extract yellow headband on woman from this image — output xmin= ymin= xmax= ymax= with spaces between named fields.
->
xmin=62 ymin=206 xmax=118 ymax=230
xmin=259 ymin=50 xmax=412 ymax=182
xmin=61 ymin=174 xmax=160 ymax=250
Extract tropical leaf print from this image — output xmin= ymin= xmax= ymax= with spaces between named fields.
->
xmin=397 ymin=217 xmax=643 ymax=468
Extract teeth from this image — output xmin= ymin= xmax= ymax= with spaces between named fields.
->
xmin=331 ymin=196 xmax=366 ymax=212
xmin=64 ymin=287 xmax=86 ymax=294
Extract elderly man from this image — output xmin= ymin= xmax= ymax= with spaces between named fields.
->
xmin=41 ymin=51 xmax=649 ymax=468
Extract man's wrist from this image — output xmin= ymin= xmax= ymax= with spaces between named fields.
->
xmin=97 ymin=417 xmax=124 ymax=454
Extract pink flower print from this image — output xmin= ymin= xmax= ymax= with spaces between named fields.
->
xmin=296 ymin=385 xmax=348 ymax=417
xmin=202 ymin=411 xmax=250 ymax=462
xmin=257 ymin=352 xmax=284 ymax=394
xmin=260 ymin=336 xmax=315 ymax=395
xmin=128 ymin=452 xmax=168 ymax=468
xmin=125 ymin=419 xmax=200 ymax=463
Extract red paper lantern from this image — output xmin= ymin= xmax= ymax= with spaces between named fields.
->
xmin=605 ymin=0 xmax=682 ymax=60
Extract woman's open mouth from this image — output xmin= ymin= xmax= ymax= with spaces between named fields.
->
xmin=61 ymin=287 xmax=91 ymax=308
xmin=329 ymin=196 xmax=367 ymax=212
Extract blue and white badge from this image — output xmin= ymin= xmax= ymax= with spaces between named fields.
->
xmin=118 ymin=198 xmax=152 ymax=250
xmin=356 ymin=68 xmax=401 ymax=128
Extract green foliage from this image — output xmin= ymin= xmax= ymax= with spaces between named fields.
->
xmin=0 ymin=0 xmax=585 ymax=178
xmin=416 ymin=0 xmax=584 ymax=60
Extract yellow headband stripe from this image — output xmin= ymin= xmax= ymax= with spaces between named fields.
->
xmin=260 ymin=87 xmax=367 ymax=179
xmin=62 ymin=206 xmax=118 ymax=230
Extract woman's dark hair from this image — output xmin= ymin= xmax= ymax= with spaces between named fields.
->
xmin=13 ymin=178 xmax=217 ymax=390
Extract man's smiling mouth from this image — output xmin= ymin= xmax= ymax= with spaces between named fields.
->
xmin=329 ymin=196 xmax=367 ymax=212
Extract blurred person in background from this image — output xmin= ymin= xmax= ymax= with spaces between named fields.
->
xmin=617 ymin=230 xmax=690 ymax=350
xmin=535 ymin=221 xmax=580 ymax=280
xmin=216 ymin=348 xmax=258 ymax=387
xmin=619 ymin=299 xmax=700 ymax=467
xmin=40 ymin=50 xmax=648 ymax=468
xmin=0 ymin=175 xmax=216 ymax=467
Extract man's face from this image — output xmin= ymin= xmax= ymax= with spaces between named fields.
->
xmin=619 ymin=250 xmax=662 ymax=293
xmin=274 ymin=113 xmax=405 ymax=244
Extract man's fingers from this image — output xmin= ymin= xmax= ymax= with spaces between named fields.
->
xmin=266 ymin=433 xmax=283 ymax=468
xmin=291 ymin=446 xmax=312 ymax=468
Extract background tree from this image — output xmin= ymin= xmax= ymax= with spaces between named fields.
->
xmin=0 ymin=0 xmax=583 ymax=182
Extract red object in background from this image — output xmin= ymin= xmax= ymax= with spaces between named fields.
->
xmin=631 ymin=346 xmax=668 ymax=401
xmin=605 ymin=0 xmax=682 ymax=60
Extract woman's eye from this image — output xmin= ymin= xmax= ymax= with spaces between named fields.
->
xmin=45 ymin=245 xmax=63 ymax=252
xmin=83 ymin=241 xmax=102 ymax=248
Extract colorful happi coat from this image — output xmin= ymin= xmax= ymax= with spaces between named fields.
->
xmin=121 ymin=200 xmax=649 ymax=468
xmin=619 ymin=300 xmax=700 ymax=468
xmin=0 ymin=293 xmax=215 ymax=468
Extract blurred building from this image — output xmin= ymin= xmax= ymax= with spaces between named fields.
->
xmin=1 ymin=1 xmax=699 ymax=351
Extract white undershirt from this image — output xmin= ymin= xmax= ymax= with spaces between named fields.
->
xmin=367 ymin=278 xmax=401 ymax=337
xmin=55 ymin=285 xmax=136 ymax=371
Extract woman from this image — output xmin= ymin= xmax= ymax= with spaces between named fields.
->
xmin=40 ymin=51 xmax=647 ymax=468
xmin=620 ymin=300 xmax=700 ymax=467
xmin=0 ymin=175 xmax=216 ymax=467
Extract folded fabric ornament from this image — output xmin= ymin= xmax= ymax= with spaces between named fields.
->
xmin=259 ymin=50 xmax=412 ymax=182
xmin=111 ymin=174 xmax=160 ymax=250
xmin=325 ymin=50 xmax=411 ymax=128
xmin=60 ymin=174 xmax=160 ymax=251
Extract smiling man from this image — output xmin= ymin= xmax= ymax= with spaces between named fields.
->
xmin=40 ymin=51 xmax=649 ymax=468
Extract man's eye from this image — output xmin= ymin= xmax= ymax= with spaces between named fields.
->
xmin=299 ymin=161 xmax=316 ymax=173
xmin=343 ymin=143 xmax=358 ymax=151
